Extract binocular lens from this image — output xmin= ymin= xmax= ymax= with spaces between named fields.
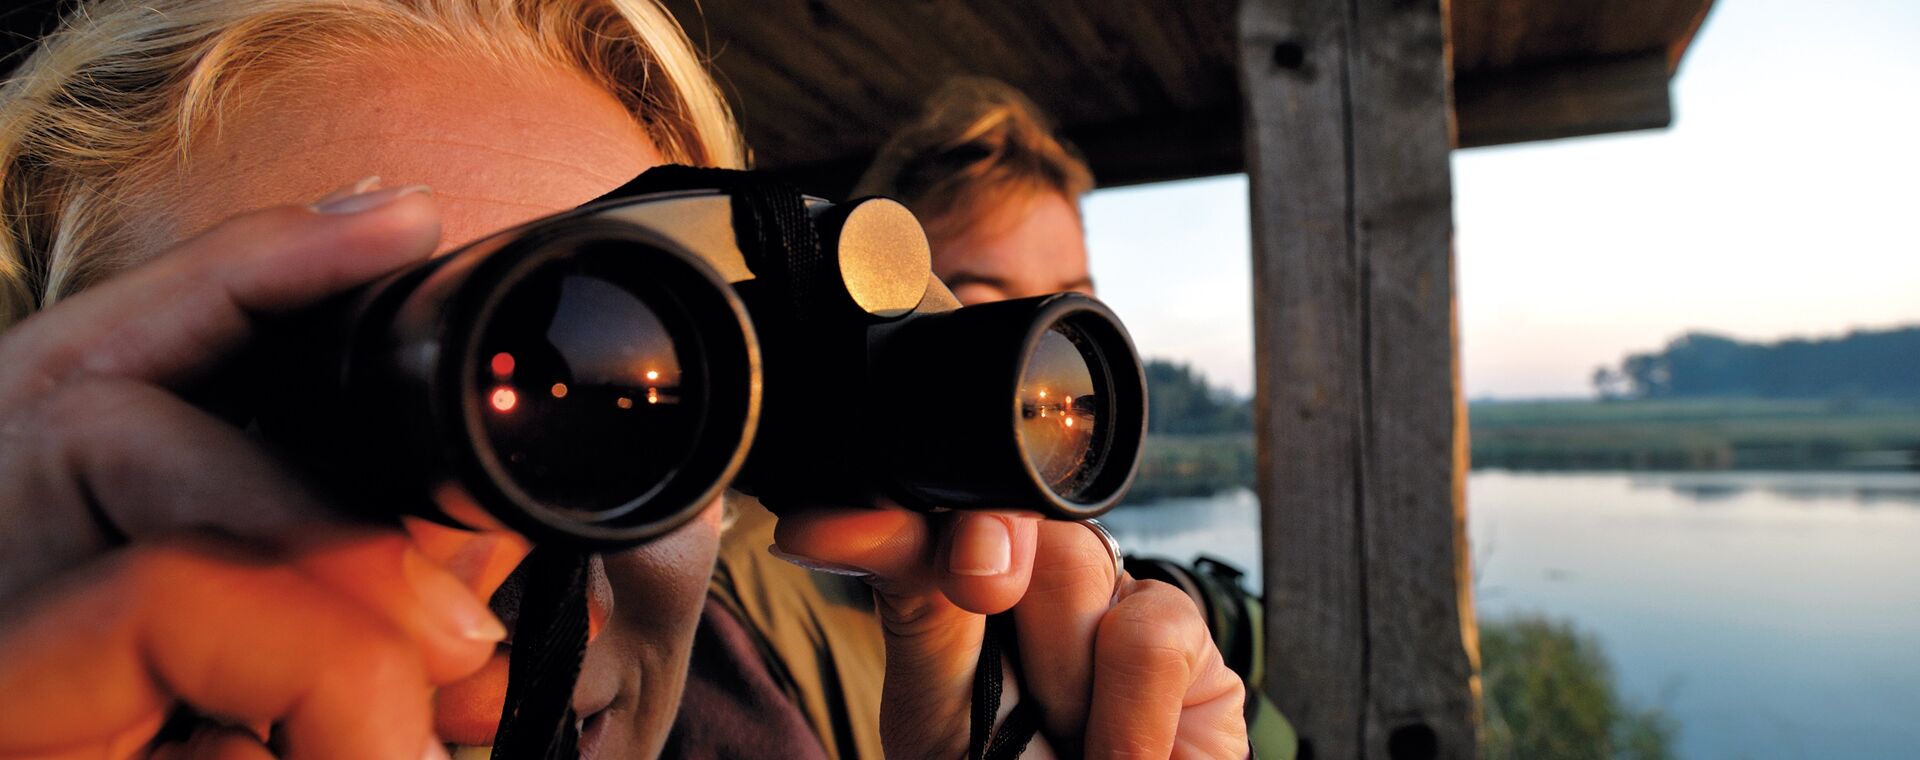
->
xmin=1018 ymin=322 xmax=1104 ymax=498
xmin=473 ymin=260 xmax=705 ymax=521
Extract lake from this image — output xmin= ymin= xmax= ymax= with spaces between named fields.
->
xmin=1100 ymin=471 xmax=1920 ymax=760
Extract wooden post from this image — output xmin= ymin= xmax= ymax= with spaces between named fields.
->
xmin=1237 ymin=0 xmax=1477 ymax=756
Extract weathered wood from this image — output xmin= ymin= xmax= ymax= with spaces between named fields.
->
xmin=650 ymin=0 xmax=1709 ymax=190
xmin=1453 ymin=52 xmax=1673 ymax=148
xmin=1239 ymin=0 xmax=1476 ymax=756
xmin=656 ymin=0 xmax=1712 ymax=190
xmin=1450 ymin=0 xmax=1709 ymax=72
xmin=1349 ymin=0 xmax=1478 ymax=754
xmin=1238 ymin=0 xmax=1367 ymax=753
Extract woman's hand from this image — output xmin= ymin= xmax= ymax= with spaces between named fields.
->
xmin=0 ymin=183 xmax=504 ymax=759
xmin=774 ymin=509 xmax=1249 ymax=759
xmin=0 ymin=181 xmax=437 ymax=600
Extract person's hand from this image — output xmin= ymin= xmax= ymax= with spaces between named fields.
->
xmin=774 ymin=508 xmax=1249 ymax=759
xmin=0 ymin=182 xmax=508 ymax=759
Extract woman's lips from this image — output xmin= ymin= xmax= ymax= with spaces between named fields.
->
xmin=577 ymin=707 xmax=614 ymax=760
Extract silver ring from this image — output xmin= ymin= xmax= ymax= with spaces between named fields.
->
xmin=1079 ymin=518 xmax=1124 ymax=601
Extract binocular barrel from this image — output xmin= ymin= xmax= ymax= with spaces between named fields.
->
xmin=261 ymin=177 xmax=1146 ymax=548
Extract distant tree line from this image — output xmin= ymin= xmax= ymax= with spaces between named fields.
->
xmin=1145 ymin=359 xmax=1253 ymax=434
xmin=1593 ymin=325 xmax=1920 ymax=400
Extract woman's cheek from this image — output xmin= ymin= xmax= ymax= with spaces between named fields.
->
xmin=605 ymin=499 xmax=725 ymax=625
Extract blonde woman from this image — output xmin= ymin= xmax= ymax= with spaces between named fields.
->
xmin=0 ymin=3 xmax=1247 ymax=759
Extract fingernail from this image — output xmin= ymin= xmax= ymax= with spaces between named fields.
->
xmin=422 ymin=737 xmax=453 ymax=760
xmin=403 ymin=549 xmax=507 ymax=643
xmin=313 ymin=183 xmax=430 ymax=215
xmin=316 ymin=175 xmax=382 ymax=206
xmin=949 ymin=515 xmax=1012 ymax=576
xmin=767 ymin=544 xmax=872 ymax=577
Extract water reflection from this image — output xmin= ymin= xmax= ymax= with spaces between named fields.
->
xmin=1105 ymin=471 xmax=1920 ymax=759
xmin=1018 ymin=326 xmax=1102 ymax=495
xmin=1102 ymin=488 xmax=1263 ymax=592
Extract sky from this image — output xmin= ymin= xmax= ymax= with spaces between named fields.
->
xmin=1083 ymin=0 xmax=1920 ymax=399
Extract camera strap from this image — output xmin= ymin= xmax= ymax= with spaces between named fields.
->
xmin=594 ymin=165 xmax=831 ymax=323
xmin=489 ymin=545 xmax=590 ymax=760
xmin=971 ymin=614 xmax=1043 ymax=760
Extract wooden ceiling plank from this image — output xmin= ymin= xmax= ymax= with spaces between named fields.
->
xmin=1523 ymin=0 xmax=1608 ymax=62
xmin=1452 ymin=51 xmax=1672 ymax=148
xmin=682 ymin=0 xmax=914 ymax=129
xmin=660 ymin=0 xmax=890 ymax=143
xmin=1666 ymin=0 xmax=1715 ymax=70
xmin=1486 ymin=0 xmax=1533 ymax=70
xmin=1068 ymin=106 xmax=1243 ymax=187
xmin=701 ymin=40 xmax=860 ymax=125
xmin=1449 ymin=0 xmax=1499 ymax=73
xmin=670 ymin=1 xmax=1705 ymax=185
xmin=708 ymin=57 xmax=848 ymax=161
xmin=1163 ymin=0 xmax=1247 ymax=108
xmin=1019 ymin=2 xmax=1148 ymax=121
xmin=1059 ymin=0 xmax=1183 ymax=119
xmin=946 ymin=1 xmax=1134 ymax=125
xmin=819 ymin=0 xmax=1052 ymax=107
xmin=895 ymin=1 xmax=1065 ymax=92
xmin=1105 ymin=1 xmax=1215 ymax=113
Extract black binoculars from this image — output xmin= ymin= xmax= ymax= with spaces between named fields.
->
xmin=262 ymin=167 xmax=1146 ymax=548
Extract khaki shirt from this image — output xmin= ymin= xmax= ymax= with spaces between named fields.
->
xmin=709 ymin=496 xmax=887 ymax=760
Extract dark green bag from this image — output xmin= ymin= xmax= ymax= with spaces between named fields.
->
xmin=1125 ymin=555 xmax=1298 ymax=760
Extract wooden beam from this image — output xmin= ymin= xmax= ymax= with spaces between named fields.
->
xmin=1239 ymin=0 xmax=1477 ymax=757
xmin=760 ymin=50 xmax=1674 ymax=198
xmin=1453 ymin=52 xmax=1673 ymax=148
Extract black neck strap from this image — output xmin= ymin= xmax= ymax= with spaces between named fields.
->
xmin=489 ymin=545 xmax=590 ymax=760
xmin=594 ymin=165 xmax=829 ymax=323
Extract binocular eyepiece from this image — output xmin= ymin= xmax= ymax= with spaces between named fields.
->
xmin=263 ymin=168 xmax=1146 ymax=548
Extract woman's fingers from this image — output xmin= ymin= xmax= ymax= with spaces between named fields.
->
xmin=0 ymin=181 xmax=442 ymax=604
xmin=936 ymin=513 xmax=1041 ymax=614
xmin=0 ymin=384 xmax=501 ymax=691
xmin=0 ymin=537 xmax=449 ymax=760
xmin=776 ymin=507 xmax=1247 ymax=757
xmin=772 ymin=507 xmax=1040 ymax=757
xmin=0 ymin=186 xmax=439 ymax=405
xmin=1010 ymin=520 xmax=1125 ymax=743
xmin=291 ymin=533 xmax=505 ymax=684
xmin=1084 ymin=580 xmax=1247 ymax=760
xmin=768 ymin=504 xmax=924 ymax=579
xmin=771 ymin=506 xmax=1041 ymax=613
xmin=0 ymin=376 xmax=336 ymax=600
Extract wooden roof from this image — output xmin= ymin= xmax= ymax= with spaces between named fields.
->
xmin=658 ymin=0 xmax=1714 ymax=196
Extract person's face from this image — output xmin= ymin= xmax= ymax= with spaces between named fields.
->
xmin=146 ymin=45 xmax=720 ymax=758
xmin=928 ymin=188 xmax=1093 ymax=304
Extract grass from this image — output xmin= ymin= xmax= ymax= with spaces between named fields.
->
xmin=1470 ymin=397 xmax=1920 ymax=471
xmin=1128 ymin=433 xmax=1255 ymax=501
xmin=1125 ymin=398 xmax=1920 ymax=501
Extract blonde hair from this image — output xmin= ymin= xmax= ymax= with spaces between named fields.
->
xmin=854 ymin=77 xmax=1092 ymax=242
xmin=0 ymin=0 xmax=744 ymax=329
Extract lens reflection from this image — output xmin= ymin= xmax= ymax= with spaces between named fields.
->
xmin=1018 ymin=323 xmax=1103 ymax=497
xmin=476 ymin=267 xmax=700 ymax=516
